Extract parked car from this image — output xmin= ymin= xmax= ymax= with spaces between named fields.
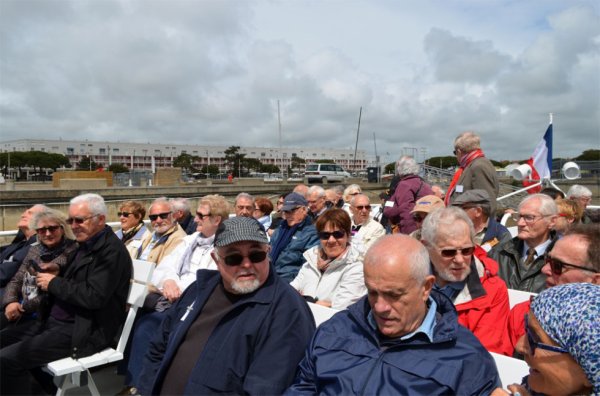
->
xmin=304 ymin=164 xmax=351 ymax=183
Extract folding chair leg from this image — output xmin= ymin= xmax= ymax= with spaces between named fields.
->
xmin=83 ymin=369 xmax=101 ymax=396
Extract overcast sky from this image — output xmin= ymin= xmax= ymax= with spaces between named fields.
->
xmin=1 ymin=0 xmax=598 ymax=163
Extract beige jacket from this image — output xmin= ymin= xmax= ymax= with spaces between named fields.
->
xmin=137 ymin=223 xmax=186 ymax=266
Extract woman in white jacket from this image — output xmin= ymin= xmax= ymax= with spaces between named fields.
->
xmin=291 ymin=208 xmax=366 ymax=310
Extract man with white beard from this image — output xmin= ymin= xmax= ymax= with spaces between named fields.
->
xmin=137 ymin=217 xmax=315 ymax=395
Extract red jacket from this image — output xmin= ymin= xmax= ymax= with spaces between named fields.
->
xmin=453 ymin=247 xmax=512 ymax=355
xmin=506 ymin=300 xmax=531 ymax=356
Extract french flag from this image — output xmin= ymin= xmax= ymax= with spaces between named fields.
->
xmin=523 ymin=120 xmax=553 ymax=193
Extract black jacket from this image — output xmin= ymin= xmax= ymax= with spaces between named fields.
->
xmin=46 ymin=226 xmax=132 ymax=358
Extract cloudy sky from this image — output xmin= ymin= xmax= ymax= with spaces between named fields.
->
xmin=1 ymin=0 xmax=598 ymax=163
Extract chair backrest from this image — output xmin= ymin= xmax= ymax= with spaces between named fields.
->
xmin=116 ymin=259 xmax=156 ymax=354
xmin=307 ymin=302 xmax=338 ymax=327
xmin=490 ymin=352 xmax=530 ymax=387
xmin=508 ymin=289 xmax=537 ymax=309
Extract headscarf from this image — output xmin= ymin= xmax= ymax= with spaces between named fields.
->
xmin=531 ymin=283 xmax=600 ymax=393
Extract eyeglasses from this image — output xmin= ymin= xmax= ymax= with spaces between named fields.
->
xmin=349 ymin=192 xmax=361 ymax=196
xmin=353 ymin=205 xmax=371 ymax=211
xmin=195 ymin=211 xmax=211 ymax=220
xmin=524 ymin=314 xmax=569 ymax=356
xmin=545 ymin=255 xmax=598 ymax=275
xmin=221 ymin=251 xmax=268 ymax=266
xmin=318 ymin=230 xmax=346 ymax=240
xmin=511 ymin=213 xmax=550 ymax=224
xmin=413 ymin=214 xmax=425 ymax=222
xmin=66 ymin=214 xmax=99 ymax=225
xmin=148 ymin=212 xmax=171 ymax=221
xmin=117 ymin=211 xmax=132 ymax=217
xmin=439 ymin=246 xmax=475 ymax=258
xmin=453 ymin=149 xmax=458 ymax=155
xmin=36 ymin=225 xmax=62 ymax=234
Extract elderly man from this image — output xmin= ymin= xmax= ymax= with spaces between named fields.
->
xmin=0 ymin=204 xmax=48 ymax=295
xmin=349 ymin=194 xmax=385 ymax=252
xmin=0 ymin=193 xmax=132 ymax=395
xmin=286 ymin=235 xmax=500 ymax=394
xmin=451 ymin=189 xmax=511 ymax=251
xmin=506 ymin=224 xmax=600 ymax=355
xmin=137 ymin=217 xmax=315 ymax=395
xmin=137 ymin=197 xmax=186 ymax=266
xmin=446 ymin=131 xmax=499 ymax=214
xmin=489 ymin=194 xmax=558 ymax=293
xmin=421 ymin=207 xmax=510 ymax=354
xmin=270 ymin=192 xmax=320 ymax=282
xmin=169 ymin=197 xmax=197 ymax=235
xmin=120 ymin=195 xmax=230 ymax=395
xmin=307 ymin=185 xmax=328 ymax=220
xmin=567 ymin=184 xmax=593 ymax=224
xmin=234 ymin=192 xmax=255 ymax=217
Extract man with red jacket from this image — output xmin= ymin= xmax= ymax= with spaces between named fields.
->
xmin=421 ymin=206 xmax=511 ymax=355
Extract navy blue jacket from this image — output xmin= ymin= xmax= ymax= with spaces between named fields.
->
xmin=270 ymin=216 xmax=319 ymax=282
xmin=138 ymin=266 xmax=316 ymax=395
xmin=0 ymin=234 xmax=36 ymax=289
xmin=286 ymin=290 xmax=501 ymax=395
xmin=482 ymin=217 xmax=511 ymax=247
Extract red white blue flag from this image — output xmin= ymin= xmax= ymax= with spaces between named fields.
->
xmin=523 ymin=122 xmax=553 ymax=193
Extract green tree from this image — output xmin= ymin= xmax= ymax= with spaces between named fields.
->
xmin=260 ymin=164 xmax=280 ymax=174
xmin=108 ymin=163 xmax=129 ymax=173
xmin=243 ymin=158 xmax=263 ymax=173
xmin=425 ymin=156 xmax=459 ymax=169
xmin=575 ymin=150 xmax=600 ymax=161
xmin=384 ymin=162 xmax=395 ymax=174
xmin=315 ymin=159 xmax=335 ymax=164
xmin=76 ymin=156 xmax=100 ymax=171
xmin=224 ymin=146 xmax=246 ymax=177
xmin=200 ymin=164 xmax=220 ymax=176
xmin=173 ymin=153 xmax=197 ymax=173
xmin=291 ymin=156 xmax=306 ymax=170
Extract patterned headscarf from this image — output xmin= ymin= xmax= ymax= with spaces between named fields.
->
xmin=531 ymin=283 xmax=600 ymax=393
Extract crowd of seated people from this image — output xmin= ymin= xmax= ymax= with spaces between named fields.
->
xmin=0 ymin=160 xmax=598 ymax=395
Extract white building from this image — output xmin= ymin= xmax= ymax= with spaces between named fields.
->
xmin=0 ymin=138 xmax=372 ymax=173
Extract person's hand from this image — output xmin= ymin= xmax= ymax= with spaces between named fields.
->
xmin=507 ymin=384 xmax=530 ymax=396
xmin=315 ymin=300 xmax=332 ymax=308
xmin=36 ymin=272 xmax=57 ymax=291
xmin=162 ymin=280 xmax=182 ymax=303
xmin=5 ymin=302 xmax=24 ymax=321
xmin=39 ymin=262 xmax=60 ymax=275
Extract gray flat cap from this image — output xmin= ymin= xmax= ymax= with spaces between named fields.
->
xmin=214 ymin=217 xmax=269 ymax=247
xmin=451 ymin=189 xmax=491 ymax=207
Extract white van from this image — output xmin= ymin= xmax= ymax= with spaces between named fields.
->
xmin=304 ymin=164 xmax=351 ymax=183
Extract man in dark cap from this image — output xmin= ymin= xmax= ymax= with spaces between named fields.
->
xmin=269 ymin=192 xmax=319 ymax=282
xmin=137 ymin=217 xmax=315 ymax=395
xmin=451 ymin=189 xmax=511 ymax=252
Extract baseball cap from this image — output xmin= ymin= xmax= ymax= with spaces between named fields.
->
xmin=281 ymin=192 xmax=307 ymax=211
xmin=214 ymin=217 xmax=269 ymax=247
xmin=411 ymin=195 xmax=445 ymax=214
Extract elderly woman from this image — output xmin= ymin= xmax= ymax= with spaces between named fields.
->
xmin=1 ymin=209 xmax=77 ymax=328
xmin=496 ymin=283 xmax=599 ymax=396
xmin=253 ymin=197 xmax=274 ymax=231
xmin=382 ymin=156 xmax=433 ymax=234
xmin=290 ymin=208 xmax=365 ymax=310
xmin=114 ymin=200 xmax=148 ymax=258
xmin=554 ymin=199 xmax=579 ymax=236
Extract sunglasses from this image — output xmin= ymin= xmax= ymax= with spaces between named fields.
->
xmin=318 ymin=230 xmax=346 ymax=240
xmin=439 ymin=246 xmax=474 ymax=258
xmin=148 ymin=212 xmax=171 ymax=221
xmin=222 ymin=251 xmax=268 ymax=266
xmin=36 ymin=225 xmax=62 ymax=234
xmin=117 ymin=211 xmax=132 ymax=217
xmin=66 ymin=214 xmax=98 ymax=225
xmin=524 ymin=314 xmax=569 ymax=356
xmin=195 ymin=211 xmax=211 ymax=220
xmin=354 ymin=205 xmax=371 ymax=211
xmin=545 ymin=255 xmax=597 ymax=276
xmin=413 ymin=214 xmax=425 ymax=222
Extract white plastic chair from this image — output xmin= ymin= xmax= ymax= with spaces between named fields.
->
xmin=307 ymin=302 xmax=339 ymax=327
xmin=508 ymin=289 xmax=537 ymax=309
xmin=490 ymin=352 xmax=530 ymax=387
xmin=43 ymin=259 xmax=155 ymax=396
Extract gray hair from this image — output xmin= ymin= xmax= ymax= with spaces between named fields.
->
xmin=150 ymin=197 xmax=173 ymax=212
xmin=395 ymin=156 xmax=420 ymax=177
xmin=307 ymin=185 xmax=325 ymax=198
xmin=235 ymin=192 xmax=255 ymax=205
xmin=567 ymin=185 xmax=592 ymax=199
xmin=70 ymin=193 xmax=107 ymax=216
xmin=332 ymin=185 xmax=345 ymax=195
xmin=519 ymin=194 xmax=558 ymax=216
xmin=350 ymin=193 xmax=370 ymax=206
xmin=30 ymin=208 xmax=75 ymax=240
xmin=169 ymin=197 xmax=191 ymax=214
xmin=454 ymin=131 xmax=481 ymax=153
xmin=421 ymin=207 xmax=475 ymax=246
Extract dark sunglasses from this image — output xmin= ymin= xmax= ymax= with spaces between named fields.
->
xmin=117 ymin=211 xmax=132 ymax=217
xmin=354 ymin=205 xmax=371 ymax=211
xmin=36 ymin=225 xmax=62 ymax=234
xmin=66 ymin=214 xmax=98 ymax=225
xmin=222 ymin=251 xmax=268 ymax=266
xmin=148 ymin=212 xmax=171 ymax=221
xmin=545 ymin=255 xmax=598 ymax=276
xmin=195 ymin=211 xmax=211 ymax=220
xmin=440 ymin=246 xmax=475 ymax=258
xmin=318 ymin=230 xmax=346 ymax=240
xmin=413 ymin=215 xmax=425 ymax=222
xmin=524 ymin=314 xmax=569 ymax=356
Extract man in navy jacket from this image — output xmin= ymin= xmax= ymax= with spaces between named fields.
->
xmin=286 ymin=235 xmax=500 ymax=395
xmin=137 ymin=217 xmax=315 ymax=395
